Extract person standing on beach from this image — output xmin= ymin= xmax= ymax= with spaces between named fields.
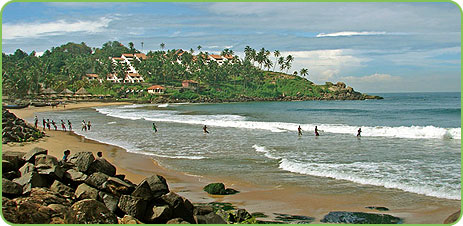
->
xmin=82 ymin=120 xmax=87 ymax=131
xmin=68 ymin=120 xmax=72 ymax=131
xmin=357 ymin=128 xmax=362 ymax=137
xmin=46 ymin=119 xmax=51 ymax=130
xmin=42 ymin=119 xmax=46 ymax=130
xmin=34 ymin=116 xmax=38 ymax=128
xmin=61 ymin=120 xmax=67 ymax=132
xmin=87 ymin=121 xmax=92 ymax=131
xmin=153 ymin=123 xmax=158 ymax=132
xmin=203 ymin=125 xmax=209 ymax=134
xmin=298 ymin=125 xmax=302 ymax=136
xmin=315 ymin=126 xmax=320 ymax=136
xmin=52 ymin=120 xmax=57 ymax=131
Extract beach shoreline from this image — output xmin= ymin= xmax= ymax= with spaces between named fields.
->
xmin=4 ymin=101 xmax=460 ymax=224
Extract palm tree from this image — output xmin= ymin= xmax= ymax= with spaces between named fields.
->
xmin=197 ymin=45 xmax=202 ymax=52
xmin=293 ymin=71 xmax=298 ymax=76
xmin=278 ymin=56 xmax=285 ymax=72
xmin=160 ymin=43 xmax=165 ymax=51
xmin=264 ymin=58 xmax=273 ymax=71
xmin=300 ymin=68 xmax=309 ymax=79
xmin=285 ymin=55 xmax=294 ymax=73
xmin=273 ymin=50 xmax=280 ymax=71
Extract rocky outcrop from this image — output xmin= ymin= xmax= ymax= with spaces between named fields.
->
xmin=444 ymin=210 xmax=460 ymax=224
xmin=203 ymin=182 xmax=239 ymax=195
xmin=2 ymin=110 xmax=45 ymax=144
xmin=321 ymin=211 xmax=402 ymax=224
xmin=2 ymin=148 xmax=263 ymax=224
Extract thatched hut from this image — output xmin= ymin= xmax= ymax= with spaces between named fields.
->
xmin=75 ymin=87 xmax=91 ymax=98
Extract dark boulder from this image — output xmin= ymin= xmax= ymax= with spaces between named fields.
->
xmin=131 ymin=180 xmax=153 ymax=200
xmin=85 ymin=172 xmax=109 ymax=189
xmin=34 ymin=154 xmax=59 ymax=169
xmin=103 ymin=176 xmax=134 ymax=196
xmin=195 ymin=212 xmax=227 ymax=224
xmin=2 ymin=178 xmax=23 ymax=197
xmin=2 ymin=160 xmax=15 ymax=173
xmin=161 ymin=192 xmax=195 ymax=223
xmin=139 ymin=174 xmax=170 ymax=199
xmin=22 ymin=147 xmax=48 ymax=163
xmin=3 ymin=170 xmax=21 ymax=180
xmin=2 ymin=151 xmax=26 ymax=170
xmin=119 ymin=215 xmax=143 ymax=224
xmin=203 ymin=182 xmax=239 ymax=195
xmin=50 ymin=180 xmax=74 ymax=198
xmin=118 ymin=195 xmax=148 ymax=220
xmin=68 ymin=152 xmax=95 ymax=173
xmin=75 ymin=183 xmax=99 ymax=200
xmin=166 ymin=218 xmax=191 ymax=224
xmin=146 ymin=205 xmax=173 ymax=223
xmin=64 ymin=168 xmax=88 ymax=185
xmin=98 ymin=191 xmax=119 ymax=213
xmin=88 ymin=158 xmax=116 ymax=176
xmin=2 ymin=198 xmax=54 ymax=224
xmin=321 ymin=211 xmax=402 ymax=224
xmin=64 ymin=199 xmax=118 ymax=224
xmin=13 ymin=171 xmax=49 ymax=193
xmin=19 ymin=162 xmax=35 ymax=176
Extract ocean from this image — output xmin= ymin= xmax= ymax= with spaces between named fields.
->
xmin=36 ymin=92 xmax=461 ymax=200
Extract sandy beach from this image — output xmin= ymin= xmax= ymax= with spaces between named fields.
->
xmin=3 ymin=102 xmax=460 ymax=224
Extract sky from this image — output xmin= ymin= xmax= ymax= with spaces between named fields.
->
xmin=1 ymin=2 xmax=461 ymax=93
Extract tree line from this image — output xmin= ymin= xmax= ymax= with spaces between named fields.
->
xmin=2 ymin=41 xmax=311 ymax=100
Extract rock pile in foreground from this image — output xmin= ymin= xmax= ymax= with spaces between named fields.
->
xmin=1 ymin=148 xmax=230 ymax=224
xmin=2 ymin=110 xmax=44 ymax=144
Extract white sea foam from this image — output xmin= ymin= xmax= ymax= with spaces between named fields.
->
xmin=252 ymin=145 xmax=281 ymax=160
xmin=95 ymin=106 xmax=461 ymax=140
xmin=158 ymin=103 xmax=169 ymax=108
xmin=150 ymin=153 xmax=207 ymax=160
xmin=278 ymin=158 xmax=461 ymax=200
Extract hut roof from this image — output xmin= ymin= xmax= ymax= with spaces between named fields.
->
xmin=75 ymin=87 xmax=89 ymax=94
xmin=61 ymin=88 xmax=74 ymax=94
xmin=41 ymin=88 xmax=57 ymax=94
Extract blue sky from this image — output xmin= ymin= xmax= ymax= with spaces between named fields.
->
xmin=1 ymin=2 xmax=461 ymax=93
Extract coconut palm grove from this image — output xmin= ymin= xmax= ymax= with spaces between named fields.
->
xmin=2 ymin=41 xmax=377 ymax=102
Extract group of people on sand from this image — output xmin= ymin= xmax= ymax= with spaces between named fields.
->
xmin=297 ymin=125 xmax=362 ymax=137
xmin=34 ymin=116 xmax=94 ymax=133
xmin=35 ymin=116 xmax=73 ymax=132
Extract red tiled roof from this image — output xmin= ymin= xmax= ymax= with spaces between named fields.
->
xmin=135 ymin=53 xmax=147 ymax=60
xmin=122 ymin=53 xmax=134 ymax=57
xmin=147 ymin=85 xmax=165 ymax=90
xmin=112 ymin=57 xmax=124 ymax=61
xmin=209 ymin=54 xmax=223 ymax=60
xmin=224 ymin=54 xmax=234 ymax=59
xmin=86 ymin=74 xmax=99 ymax=78
xmin=182 ymin=80 xmax=198 ymax=84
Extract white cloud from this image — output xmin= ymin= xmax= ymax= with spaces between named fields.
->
xmin=316 ymin=31 xmax=387 ymax=37
xmin=341 ymin=73 xmax=402 ymax=83
xmin=2 ymin=17 xmax=113 ymax=39
xmin=280 ymin=49 xmax=370 ymax=82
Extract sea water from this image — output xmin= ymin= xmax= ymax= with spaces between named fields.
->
xmin=36 ymin=92 xmax=461 ymax=200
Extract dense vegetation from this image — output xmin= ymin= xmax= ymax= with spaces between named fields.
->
xmin=2 ymin=41 xmax=322 ymax=101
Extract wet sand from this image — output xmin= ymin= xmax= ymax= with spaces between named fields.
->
xmin=4 ymin=102 xmax=460 ymax=223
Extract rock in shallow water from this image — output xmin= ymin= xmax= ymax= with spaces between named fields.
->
xmin=321 ymin=211 xmax=402 ymax=224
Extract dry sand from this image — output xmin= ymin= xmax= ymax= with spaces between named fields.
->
xmin=3 ymin=102 xmax=460 ymax=223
